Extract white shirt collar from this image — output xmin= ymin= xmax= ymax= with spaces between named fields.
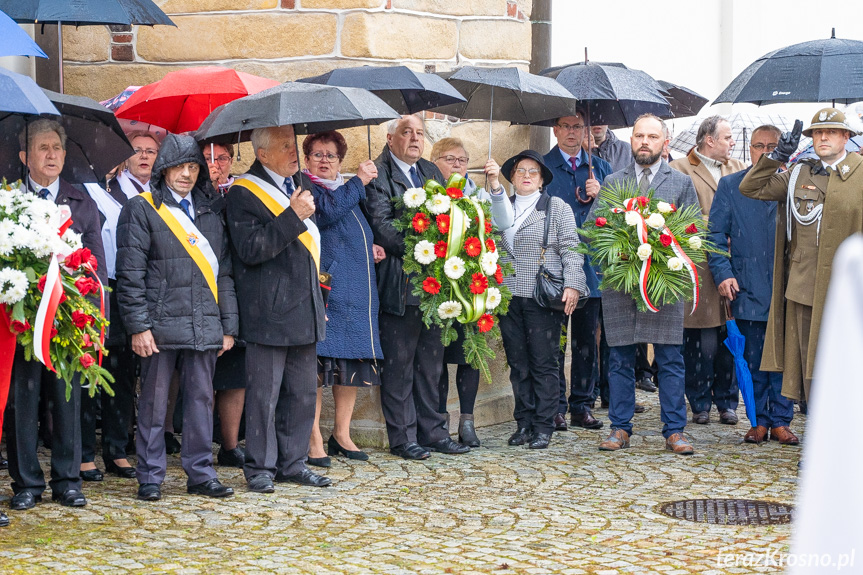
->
xmin=124 ymin=170 xmax=150 ymax=188
xmin=636 ymin=159 xmax=662 ymax=182
xmin=262 ymin=165 xmax=294 ymax=194
xmin=389 ymin=151 xmax=416 ymax=184
xmin=168 ymin=186 xmax=193 ymax=214
xmin=28 ymin=175 xmax=61 ymax=202
xmin=822 ymin=152 xmax=848 ymax=171
xmin=558 ymin=147 xmax=585 ymax=168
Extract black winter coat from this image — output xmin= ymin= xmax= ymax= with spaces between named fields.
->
xmin=361 ymin=146 xmax=444 ymax=316
xmin=115 ymin=135 xmax=238 ymax=350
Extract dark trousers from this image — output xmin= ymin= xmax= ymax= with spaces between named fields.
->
xmin=5 ymin=346 xmax=82 ymax=496
xmin=81 ymin=342 xmax=137 ymax=463
xmin=608 ymin=343 xmax=687 ymax=438
xmin=500 ymin=296 xmax=565 ymax=435
xmin=379 ymin=307 xmax=447 ymax=447
xmin=438 ymin=364 xmax=480 ymax=415
xmin=137 ymin=349 xmax=217 ymax=486
xmin=557 ymin=298 xmax=600 ymax=415
xmin=596 ymin=303 xmax=654 ymax=405
xmin=683 ymin=326 xmax=738 ymax=413
xmin=244 ymin=342 xmax=316 ymax=479
xmin=737 ymin=319 xmax=793 ymax=428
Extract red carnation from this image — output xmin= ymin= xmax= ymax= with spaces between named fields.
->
xmin=464 ymin=237 xmax=482 ymax=257
xmin=669 ymin=203 xmax=677 ymax=212
xmin=64 ymin=247 xmax=94 ymax=271
xmin=37 ymin=275 xmax=47 ymax=292
xmin=660 ymin=233 xmax=673 ymax=247
xmin=494 ymin=264 xmax=504 ymax=285
xmin=469 ymin=273 xmax=488 ymax=295
xmin=50 ymin=327 xmax=58 ymax=338
xmin=436 ymin=214 xmax=450 ymax=235
xmin=685 ymin=223 xmax=699 ymax=234
xmin=595 ymin=217 xmax=607 ymax=227
xmin=75 ymin=277 xmax=99 ymax=296
xmin=412 ymin=213 xmax=430 ymax=233
xmin=422 ymin=277 xmax=441 ymax=295
xmin=477 ymin=314 xmax=494 ymax=333
xmin=79 ymin=353 xmax=95 ymax=369
xmin=71 ymin=310 xmax=94 ymax=329
xmin=434 ymin=241 xmax=448 ymax=258
xmin=485 ymin=238 xmax=496 ymax=253
xmin=636 ymin=196 xmax=649 ymax=207
xmin=11 ymin=320 xmax=30 ymax=334
xmin=446 ymin=187 xmax=463 ymax=200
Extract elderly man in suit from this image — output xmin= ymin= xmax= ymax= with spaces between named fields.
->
xmin=362 ymin=115 xmax=470 ymax=460
xmin=226 ymin=124 xmax=330 ymax=493
xmin=5 ymin=119 xmax=108 ymax=515
xmin=670 ymin=116 xmax=746 ymax=426
xmin=590 ymin=114 xmax=700 ymax=455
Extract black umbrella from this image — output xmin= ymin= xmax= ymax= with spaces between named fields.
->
xmin=657 ymin=80 xmax=709 ymax=118
xmin=298 ymin=65 xmax=466 ymax=156
xmin=2 ymin=0 xmax=174 ymax=93
xmin=714 ymin=29 xmax=863 ymax=106
xmin=0 ymin=89 xmax=134 ymax=183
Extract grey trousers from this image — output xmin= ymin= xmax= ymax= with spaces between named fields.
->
xmin=243 ymin=342 xmax=317 ymax=480
xmin=136 ymin=349 xmax=218 ymax=486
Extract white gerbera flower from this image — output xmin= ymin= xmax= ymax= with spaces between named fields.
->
xmin=485 ymin=287 xmax=502 ymax=310
xmin=667 ymin=257 xmax=684 ymax=272
xmin=636 ymin=243 xmax=652 ymax=261
xmin=646 ymin=213 xmax=665 ymax=229
xmin=0 ymin=268 xmax=29 ymax=305
xmin=480 ymin=252 xmax=498 ymax=276
xmin=425 ymin=194 xmax=451 ymax=215
xmin=437 ymin=300 xmax=463 ymax=320
xmin=414 ymin=240 xmax=437 ymax=265
xmin=656 ymin=201 xmax=673 ymax=214
xmin=444 ymin=256 xmax=466 ymax=280
xmin=688 ymin=236 xmax=702 ymax=250
xmin=624 ymin=211 xmax=641 ymax=226
xmin=403 ymin=187 xmax=427 ymax=208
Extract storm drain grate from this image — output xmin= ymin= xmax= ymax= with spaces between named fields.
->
xmin=657 ymin=499 xmax=793 ymax=525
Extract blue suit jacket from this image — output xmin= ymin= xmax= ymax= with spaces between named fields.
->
xmin=543 ymin=146 xmax=612 ymax=298
xmin=707 ymin=167 xmax=777 ymax=322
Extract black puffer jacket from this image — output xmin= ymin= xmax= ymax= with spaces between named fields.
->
xmin=116 ymin=134 xmax=238 ymax=350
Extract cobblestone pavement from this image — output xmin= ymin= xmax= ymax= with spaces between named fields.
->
xmin=0 ymin=390 xmax=802 ymax=574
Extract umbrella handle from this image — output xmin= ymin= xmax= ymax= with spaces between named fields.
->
xmin=723 ymin=297 xmax=734 ymax=321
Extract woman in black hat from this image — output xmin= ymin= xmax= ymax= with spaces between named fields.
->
xmin=498 ymin=150 xmax=587 ymax=449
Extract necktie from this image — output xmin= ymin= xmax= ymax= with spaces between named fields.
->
xmin=179 ymin=198 xmax=194 ymax=221
xmin=409 ymin=165 xmax=422 ymax=189
xmin=37 ymin=188 xmax=50 ymax=200
xmin=569 ymin=157 xmax=578 ymax=172
xmin=638 ymin=168 xmax=651 ymax=194
xmin=284 ymin=177 xmax=295 ymax=197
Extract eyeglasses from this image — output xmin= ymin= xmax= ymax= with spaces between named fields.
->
xmin=750 ymin=143 xmax=778 ymax=152
xmin=133 ymin=147 xmax=158 ymax=157
xmin=515 ymin=168 xmax=541 ymax=176
xmin=309 ymin=152 xmax=341 ymax=162
xmin=556 ymin=123 xmax=585 ymax=132
xmin=206 ymin=155 xmax=232 ymax=165
xmin=438 ymin=154 xmax=469 ymax=165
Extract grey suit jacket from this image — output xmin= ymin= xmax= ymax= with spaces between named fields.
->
xmin=590 ymin=161 xmax=699 ymax=347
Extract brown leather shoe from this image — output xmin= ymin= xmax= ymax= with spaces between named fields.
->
xmin=553 ymin=413 xmax=567 ymax=431
xmin=744 ymin=425 xmax=768 ymax=444
xmin=571 ymin=410 xmax=603 ymax=429
xmin=665 ymin=432 xmax=694 ymax=455
xmin=770 ymin=426 xmax=800 ymax=445
xmin=598 ymin=429 xmax=630 ymax=451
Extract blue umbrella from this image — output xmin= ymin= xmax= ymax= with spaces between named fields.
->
xmin=723 ymin=309 xmax=757 ymax=427
xmin=0 ymin=9 xmax=47 ymax=58
xmin=0 ymin=66 xmax=59 ymax=116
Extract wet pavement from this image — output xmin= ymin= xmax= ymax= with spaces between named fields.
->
xmin=0 ymin=389 xmax=802 ymax=574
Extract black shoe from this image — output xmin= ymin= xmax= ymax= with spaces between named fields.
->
xmin=217 ymin=446 xmax=246 ymax=468
xmin=10 ymin=491 xmax=41 ymax=511
xmin=137 ymin=483 xmax=162 ymax=501
xmin=275 ymin=468 xmax=332 ymax=487
xmin=508 ymin=427 xmax=532 ymax=446
xmin=389 ymin=441 xmax=431 ymax=460
xmin=327 ymin=435 xmax=369 ymax=461
xmin=52 ymin=489 xmax=87 ymax=507
xmin=0 ymin=511 xmax=8 ymax=527
xmin=553 ymin=413 xmax=568 ymax=431
xmin=528 ymin=432 xmax=551 ymax=449
xmin=164 ymin=432 xmax=181 ymax=455
xmin=247 ymin=474 xmax=275 ymax=493
xmin=424 ymin=437 xmax=470 ymax=454
xmin=636 ymin=376 xmax=658 ymax=392
xmin=80 ymin=468 xmax=104 ymax=482
xmin=719 ymin=409 xmax=739 ymax=425
xmin=634 ymin=403 xmax=646 ymax=414
xmin=458 ymin=417 xmax=481 ymax=448
xmin=307 ymin=456 xmax=331 ymax=468
xmin=187 ymin=478 xmax=233 ymax=498
xmin=105 ymin=459 xmax=137 ymax=479
xmin=693 ymin=411 xmax=709 ymax=424
xmin=570 ymin=411 xmax=604 ymax=430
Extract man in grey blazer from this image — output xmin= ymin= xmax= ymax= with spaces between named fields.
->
xmin=588 ymin=114 xmax=700 ymax=455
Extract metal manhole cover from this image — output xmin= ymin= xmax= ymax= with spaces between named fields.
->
xmin=658 ymin=499 xmax=793 ymax=525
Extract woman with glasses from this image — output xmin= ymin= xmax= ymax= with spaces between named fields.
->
xmin=498 ymin=150 xmax=586 ymax=450
xmin=203 ymin=143 xmax=236 ymax=195
xmin=302 ymin=131 xmax=384 ymax=466
xmin=430 ymin=138 xmax=513 ymax=447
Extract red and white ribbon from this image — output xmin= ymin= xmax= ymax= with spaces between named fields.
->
xmin=33 ymin=255 xmax=62 ymax=372
xmin=664 ymin=226 xmax=700 ymax=314
xmin=611 ymin=198 xmax=658 ymax=312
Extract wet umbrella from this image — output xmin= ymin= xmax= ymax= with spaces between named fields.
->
xmin=723 ymin=303 xmax=757 ymax=428
xmin=101 ymin=85 xmax=167 ymax=142
xmin=670 ymin=111 xmax=799 ymax=163
xmin=0 ymin=89 xmax=133 ymax=183
xmin=657 ymin=80 xmax=708 ymax=118
xmin=0 ymin=8 xmax=47 ymax=58
xmin=100 ymin=85 xmax=141 ymax=111
xmin=0 ymin=66 xmax=58 ymax=116
xmin=714 ymin=29 xmax=863 ymax=106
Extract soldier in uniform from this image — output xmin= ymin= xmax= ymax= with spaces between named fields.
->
xmin=739 ymin=108 xmax=863 ymax=417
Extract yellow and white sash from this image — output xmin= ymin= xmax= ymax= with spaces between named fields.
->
xmin=233 ymin=173 xmax=321 ymax=272
xmin=141 ymin=192 xmax=220 ymax=303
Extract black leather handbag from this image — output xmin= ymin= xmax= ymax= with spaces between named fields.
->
xmin=533 ymin=194 xmax=567 ymax=312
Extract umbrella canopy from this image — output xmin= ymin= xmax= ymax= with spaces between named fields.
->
xmin=1 ymin=0 xmax=173 ymax=26
xmin=715 ymin=30 xmax=863 ymax=105
xmin=0 ymin=66 xmax=59 ymax=116
xmin=539 ymin=61 xmax=671 ymax=127
xmin=298 ymin=65 xmax=466 ymax=115
xmin=115 ymin=67 xmax=281 ymax=134
xmin=195 ymin=82 xmax=401 ymax=143
xmin=0 ymin=89 xmax=133 ymax=183
xmin=670 ymin=110 xmax=800 ymax=163
xmin=657 ymin=80 xmax=708 ymax=119
xmin=723 ymin=318 xmax=757 ymax=428
xmin=0 ymin=8 xmax=47 ymax=58
xmin=100 ymin=85 xmax=141 ymax=111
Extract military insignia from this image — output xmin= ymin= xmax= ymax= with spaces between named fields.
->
xmin=819 ymin=111 xmax=828 ymax=121
xmin=187 ymin=232 xmax=199 ymax=246
xmin=807 ymin=201 xmax=814 ymax=213
xmin=842 ymin=165 xmax=850 ymax=175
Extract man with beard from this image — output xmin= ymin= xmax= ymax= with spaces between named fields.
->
xmin=588 ymin=114 xmax=699 ymax=455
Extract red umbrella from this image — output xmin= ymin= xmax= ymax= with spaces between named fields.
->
xmin=114 ymin=66 xmax=280 ymax=133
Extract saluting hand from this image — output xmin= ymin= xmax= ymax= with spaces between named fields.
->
xmin=291 ymin=188 xmax=316 ymax=220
